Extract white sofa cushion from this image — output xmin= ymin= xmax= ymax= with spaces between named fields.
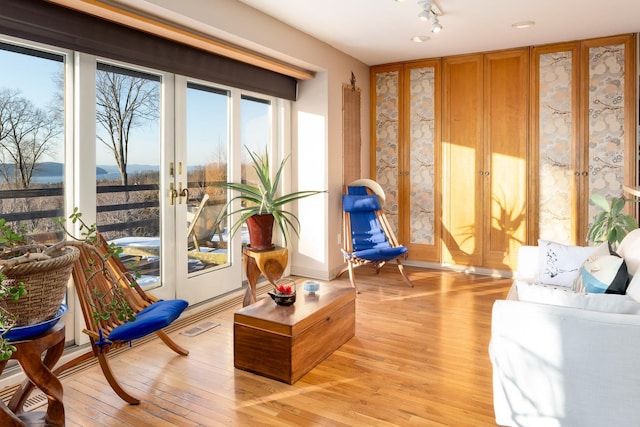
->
xmin=537 ymin=240 xmax=607 ymax=286
xmin=626 ymin=271 xmax=640 ymax=302
xmin=514 ymin=245 xmax=540 ymax=282
xmin=491 ymin=299 xmax=640 ymax=427
xmin=516 ymin=281 xmax=640 ymax=314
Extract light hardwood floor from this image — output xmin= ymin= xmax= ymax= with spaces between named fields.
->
xmin=57 ymin=267 xmax=512 ymax=426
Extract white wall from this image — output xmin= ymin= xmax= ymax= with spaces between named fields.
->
xmin=139 ymin=0 xmax=371 ymax=279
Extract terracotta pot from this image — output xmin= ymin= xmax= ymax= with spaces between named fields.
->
xmin=246 ymin=214 xmax=275 ymax=251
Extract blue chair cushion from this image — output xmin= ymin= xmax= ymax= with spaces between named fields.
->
xmin=349 ymin=208 xmax=387 ymax=250
xmin=353 ymin=246 xmax=408 ymax=262
xmin=343 ymin=194 xmax=381 ymax=212
xmin=108 ymin=299 xmax=188 ymax=342
xmin=347 ymin=185 xmax=369 ymax=196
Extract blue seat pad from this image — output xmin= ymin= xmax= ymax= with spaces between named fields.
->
xmin=353 ymin=246 xmax=408 ymax=262
xmin=108 ymin=299 xmax=188 ymax=342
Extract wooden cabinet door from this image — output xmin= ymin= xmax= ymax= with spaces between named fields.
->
xmin=371 ymin=65 xmax=403 ymax=242
xmin=579 ymin=34 xmax=636 ymax=241
xmin=371 ymin=62 xmax=441 ymax=263
xmin=442 ymin=49 xmax=528 ymax=270
xmin=531 ymin=43 xmax=581 ymax=244
xmin=442 ymin=54 xmax=484 ymax=267
xmin=483 ymin=49 xmax=529 ymax=270
xmin=402 ymin=60 xmax=441 ymax=260
xmin=533 ymin=35 xmax=636 ymax=246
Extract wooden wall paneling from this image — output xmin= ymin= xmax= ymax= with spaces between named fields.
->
xmin=343 ymin=83 xmax=362 ymax=186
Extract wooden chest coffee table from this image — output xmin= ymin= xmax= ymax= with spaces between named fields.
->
xmin=234 ymin=282 xmax=356 ymax=384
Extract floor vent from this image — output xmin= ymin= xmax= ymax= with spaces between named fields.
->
xmin=180 ymin=321 xmax=220 ymax=337
xmin=0 ymin=282 xmax=272 ymax=412
xmin=22 ymin=390 xmax=48 ymax=412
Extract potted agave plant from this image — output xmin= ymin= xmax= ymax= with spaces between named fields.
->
xmin=216 ymin=146 xmax=325 ymax=251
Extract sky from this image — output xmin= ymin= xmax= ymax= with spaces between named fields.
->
xmin=0 ymin=46 xmax=270 ymax=169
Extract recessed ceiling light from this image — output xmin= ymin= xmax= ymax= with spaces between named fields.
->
xmin=411 ymin=36 xmax=430 ymax=43
xmin=512 ymin=20 xmax=535 ymax=29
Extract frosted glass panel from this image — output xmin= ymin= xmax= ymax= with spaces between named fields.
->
xmin=408 ymin=67 xmax=435 ymax=245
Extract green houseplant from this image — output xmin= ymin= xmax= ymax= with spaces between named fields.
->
xmin=586 ymin=193 xmax=638 ymax=249
xmin=216 ymin=146 xmax=325 ymax=251
xmin=0 ymin=219 xmax=77 ymax=360
xmin=0 ymin=212 xmax=137 ymax=361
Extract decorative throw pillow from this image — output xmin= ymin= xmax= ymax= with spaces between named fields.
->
xmin=537 ymin=240 xmax=607 ymax=287
xmin=573 ymin=253 xmax=629 ymax=295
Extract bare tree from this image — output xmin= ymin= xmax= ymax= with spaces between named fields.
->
xmin=0 ymin=88 xmax=61 ymax=188
xmin=95 ymin=69 xmax=159 ymax=186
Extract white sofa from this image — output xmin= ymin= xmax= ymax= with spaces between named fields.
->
xmin=490 ymin=230 xmax=640 ymax=427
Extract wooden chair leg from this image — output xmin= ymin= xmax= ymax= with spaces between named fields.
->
xmin=374 ymin=261 xmax=387 ymax=275
xmin=347 ymin=262 xmax=360 ymax=294
xmin=156 ymin=330 xmax=189 ymax=356
xmin=396 ymin=258 xmax=413 ymax=287
xmin=335 ymin=265 xmax=348 ymax=279
xmin=97 ymin=353 xmax=140 ymax=405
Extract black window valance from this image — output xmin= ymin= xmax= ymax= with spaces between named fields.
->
xmin=0 ymin=0 xmax=298 ymax=101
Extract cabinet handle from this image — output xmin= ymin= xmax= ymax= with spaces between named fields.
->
xmin=582 ymin=171 xmax=588 ymax=176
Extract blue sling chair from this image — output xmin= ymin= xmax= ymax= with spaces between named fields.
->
xmin=338 ymin=179 xmax=413 ymax=292
xmin=62 ymin=233 xmax=189 ymax=405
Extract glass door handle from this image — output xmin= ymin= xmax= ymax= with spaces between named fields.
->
xmin=169 ymin=183 xmax=178 ymax=205
xmin=179 ymin=183 xmax=189 ymax=204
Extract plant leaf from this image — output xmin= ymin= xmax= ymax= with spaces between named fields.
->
xmin=590 ymin=193 xmax=611 ymax=212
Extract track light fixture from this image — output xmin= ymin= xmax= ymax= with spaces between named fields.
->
xmin=417 ymin=0 xmax=443 ymax=33
xmin=430 ymin=14 xmax=443 ymax=33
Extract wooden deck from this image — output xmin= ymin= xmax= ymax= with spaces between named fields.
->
xmin=56 ymin=267 xmax=511 ymax=426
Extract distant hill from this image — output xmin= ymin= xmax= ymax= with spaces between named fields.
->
xmin=96 ymin=164 xmax=159 ymax=175
xmin=0 ymin=162 xmax=108 ymax=176
xmin=0 ymin=162 xmax=159 ymax=183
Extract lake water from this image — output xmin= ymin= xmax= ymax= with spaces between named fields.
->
xmin=30 ymin=172 xmax=123 ymax=184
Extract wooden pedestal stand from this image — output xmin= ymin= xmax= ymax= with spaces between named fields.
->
xmin=242 ymin=246 xmax=288 ymax=306
xmin=0 ymin=322 xmax=65 ymax=427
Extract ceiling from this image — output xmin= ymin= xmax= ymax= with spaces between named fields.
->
xmin=237 ymin=0 xmax=640 ymax=66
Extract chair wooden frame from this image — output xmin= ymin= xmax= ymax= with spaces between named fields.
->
xmin=337 ymin=179 xmax=413 ymax=292
xmin=63 ymin=234 xmax=189 ymax=405
xmin=187 ymin=193 xmax=210 ymax=252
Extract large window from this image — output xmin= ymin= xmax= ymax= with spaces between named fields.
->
xmin=0 ymin=41 xmax=65 ymax=240
xmin=186 ymin=83 xmax=231 ymax=268
xmin=0 ymin=35 xmax=287 ymax=356
xmin=95 ymin=63 xmax=162 ymax=282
